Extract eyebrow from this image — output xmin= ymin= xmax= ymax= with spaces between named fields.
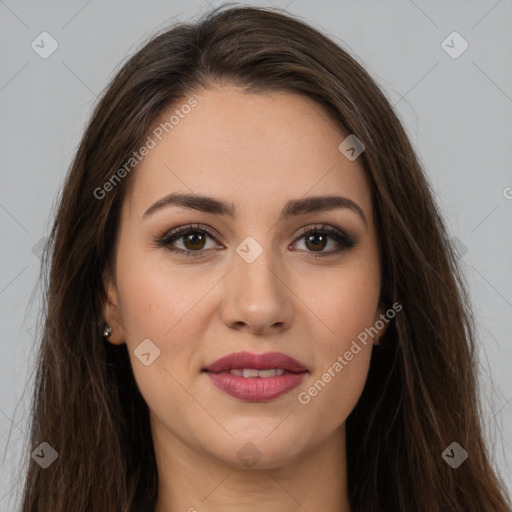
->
xmin=142 ymin=192 xmax=368 ymax=229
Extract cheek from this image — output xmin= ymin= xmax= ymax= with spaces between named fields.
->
xmin=296 ymin=257 xmax=381 ymax=346
xmin=292 ymin=260 xmax=379 ymax=425
xmin=115 ymin=267 xmax=201 ymax=428
xmin=297 ymin=318 xmax=374 ymax=438
xmin=115 ymin=244 xmax=209 ymax=341
xmin=112 ymin=249 xmax=193 ymax=388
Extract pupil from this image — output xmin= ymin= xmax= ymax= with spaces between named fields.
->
xmin=185 ymin=233 xmax=204 ymax=250
xmin=306 ymin=233 xmax=326 ymax=251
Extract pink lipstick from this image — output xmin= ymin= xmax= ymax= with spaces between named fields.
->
xmin=203 ymin=351 xmax=308 ymax=402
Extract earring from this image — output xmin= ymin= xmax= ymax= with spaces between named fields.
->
xmin=103 ymin=325 xmax=112 ymax=338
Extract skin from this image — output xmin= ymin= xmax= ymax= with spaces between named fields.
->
xmin=103 ymin=86 xmax=387 ymax=512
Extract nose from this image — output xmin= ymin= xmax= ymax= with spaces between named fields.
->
xmin=220 ymin=246 xmax=295 ymax=336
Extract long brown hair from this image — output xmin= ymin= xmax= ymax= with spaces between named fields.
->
xmin=18 ymin=4 xmax=511 ymax=511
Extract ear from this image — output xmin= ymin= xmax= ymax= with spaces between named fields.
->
xmin=101 ymin=269 xmax=126 ymax=346
xmin=373 ymin=302 xmax=390 ymax=346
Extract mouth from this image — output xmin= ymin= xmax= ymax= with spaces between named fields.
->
xmin=203 ymin=350 xmax=308 ymax=373
xmin=202 ymin=351 xmax=309 ymax=402
xmin=210 ymin=368 xmax=294 ymax=377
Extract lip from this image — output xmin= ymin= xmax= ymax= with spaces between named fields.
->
xmin=203 ymin=351 xmax=308 ymax=373
xmin=203 ymin=351 xmax=309 ymax=402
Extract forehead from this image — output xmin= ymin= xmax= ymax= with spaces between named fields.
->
xmin=124 ymin=86 xmax=373 ymax=223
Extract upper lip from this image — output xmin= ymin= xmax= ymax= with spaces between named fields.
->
xmin=203 ymin=351 xmax=308 ymax=373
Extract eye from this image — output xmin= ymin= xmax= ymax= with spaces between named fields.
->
xmin=156 ymin=223 xmax=356 ymax=258
xmin=156 ymin=224 xmax=220 ymax=257
xmin=291 ymin=224 xmax=356 ymax=258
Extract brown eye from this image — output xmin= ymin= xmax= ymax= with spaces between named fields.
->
xmin=157 ymin=224 xmax=220 ymax=257
xmin=157 ymin=223 xmax=356 ymax=259
xmin=182 ymin=232 xmax=207 ymax=251
xmin=304 ymin=232 xmax=329 ymax=252
xmin=292 ymin=225 xmax=356 ymax=258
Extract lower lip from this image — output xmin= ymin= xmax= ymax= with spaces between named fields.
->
xmin=204 ymin=371 xmax=307 ymax=402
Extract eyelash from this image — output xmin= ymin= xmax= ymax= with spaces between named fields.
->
xmin=155 ymin=223 xmax=356 ymax=259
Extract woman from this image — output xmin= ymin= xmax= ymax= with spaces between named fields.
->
xmin=20 ymin=5 xmax=511 ymax=511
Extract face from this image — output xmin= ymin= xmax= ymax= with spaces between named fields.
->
xmin=103 ymin=86 xmax=386 ymax=470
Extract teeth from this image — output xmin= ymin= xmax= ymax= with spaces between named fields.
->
xmin=257 ymin=369 xmax=278 ymax=378
xmin=243 ymin=368 xmax=260 ymax=378
xmin=229 ymin=368 xmax=286 ymax=378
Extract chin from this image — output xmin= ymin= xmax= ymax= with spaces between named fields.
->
xmin=207 ymin=432 xmax=307 ymax=470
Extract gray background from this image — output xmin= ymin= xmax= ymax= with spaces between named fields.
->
xmin=1 ymin=0 xmax=511 ymax=508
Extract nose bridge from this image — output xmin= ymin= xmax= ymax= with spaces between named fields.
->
xmin=235 ymin=237 xmax=283 ymax=305
xmin=221 ymin=234 xmax=294 ymax=333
